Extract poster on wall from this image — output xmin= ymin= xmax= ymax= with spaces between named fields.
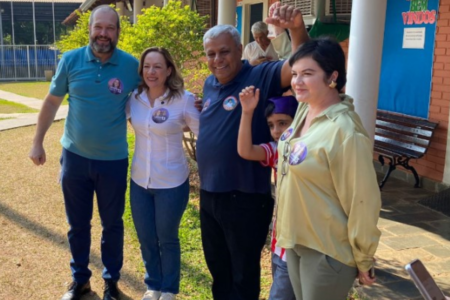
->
xmin=378 ymin=0 xmax=439 ymax=118
xmin=236 ymin=6 xmax=243 ymax=37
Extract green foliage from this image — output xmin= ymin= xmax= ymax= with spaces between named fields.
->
xmin=56 ymin=9 xmax=131 ymax=54
xmin=56 ymin=11 xmax=90 ymax=53
xmin=183 ymin=61 xmax=209 ymax=95
xmin=3 ymin=34 xmax=12 ymax=45
xmin=56 ymin=1 xmax=209 ymax=93
xmin=122 ymin=1 xmax=207 ymax=70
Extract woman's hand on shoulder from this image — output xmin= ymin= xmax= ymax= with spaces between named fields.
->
xmin=193 ymin=94 xmax=203 ymax=112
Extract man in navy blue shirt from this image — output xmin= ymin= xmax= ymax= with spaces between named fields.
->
xmin=196 ymin=3 xmax=309 ymax=300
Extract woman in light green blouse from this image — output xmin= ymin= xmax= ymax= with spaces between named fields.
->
xmin=275 ymin=37 xmax=381 ymax=300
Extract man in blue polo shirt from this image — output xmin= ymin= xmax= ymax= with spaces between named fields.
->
xmin=196 ymin=3 xmax=309 ymax=300
xmin=29 ymin=5 xmax=139 ymax=300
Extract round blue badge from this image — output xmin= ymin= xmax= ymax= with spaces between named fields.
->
xmin=202 ymin=99 xmax=211 ymax=113
xmin=280 ymin=128 xmax=293 ymax=141
xmin=223 ymin=96 xmax=238 ymax=111
xmin=289 ymin=141 xmax=307 ymax=165
xmin=152 ymin=108 xmax=169 ymax=124
xmin=108 ymin=78 xmax=123 ymax=94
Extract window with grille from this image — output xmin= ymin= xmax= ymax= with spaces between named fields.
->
xmin=280 ymin=0 xmax=315 ymax=17
xmin=326 ymin=0 xmax=352 ymax=15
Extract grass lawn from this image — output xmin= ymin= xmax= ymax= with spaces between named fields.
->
xmin=0 ymin=81 xmax=50 ymax=99
xmin=124 ymin=131 xmax=216 ymax=299
xmin=0 ymin=117 xmax=14 ymax=121
xmin=0 ymin=81 xmax=68 ymax=105
xmin=0 ymin=99 xmax=39 ymax=114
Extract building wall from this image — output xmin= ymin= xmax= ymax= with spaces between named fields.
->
xmin=409 ymin=0 xmax=450 ymax=182
xmin=196 ymin=0 xmax=217 ymax=27
xmin=340 ymin=2 xmax=448 ymax=184
xmin=194 ymin=0 xmax=449 ymax=183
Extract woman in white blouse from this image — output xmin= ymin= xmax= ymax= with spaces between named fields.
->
xmin=127 ymin=47 xmax=200 ymax=300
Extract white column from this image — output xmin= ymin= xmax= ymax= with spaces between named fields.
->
xmin=346 ymin=0 xmax=387 ymax=142
xmin=218 ymin=0 xmax=236 ymax=26
xmin=133 ymin=0 xmax=144 ymax=23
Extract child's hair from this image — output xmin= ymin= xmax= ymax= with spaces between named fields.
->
xmin=265 ymin=95 xmax=298 ymax=119
xmin=264 ymin=101 xmax=276 ymax=118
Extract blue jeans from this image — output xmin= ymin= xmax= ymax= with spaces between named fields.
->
xmin=269 ymin=253 xmax=295 ymax=300
xmin=60 ymin=149 xmax=127 ymax=284
xmin=130 ymin=178 xmax=189 ymax=294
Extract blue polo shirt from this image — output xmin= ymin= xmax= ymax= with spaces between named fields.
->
xmin=197 ymin=60 xmax=285 ymax=194
xmin=50 ymin=46 xmax=140 ymax=160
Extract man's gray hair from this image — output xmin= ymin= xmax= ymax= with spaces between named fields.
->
xmin=251 ymin=21 xmax=268 ymax=34
xmin=203 ymin=25 xmax=241 ymax=46
xmin=89 ymin=5 xmax=120 ymax=29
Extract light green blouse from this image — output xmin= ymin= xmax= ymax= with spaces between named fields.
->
xmin=276 ymin=94 xmax=381 ymax=272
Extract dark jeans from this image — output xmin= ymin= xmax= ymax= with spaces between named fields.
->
xmin=60 ymin=149 xmax=128 ymax=284
xmin=200 ymin=189 xmax=274 ymax=300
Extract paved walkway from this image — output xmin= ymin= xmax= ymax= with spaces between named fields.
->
xmin=0 ymin=89 xmax=67 ymax=131
xmin=357 ymin=174 xmax=450 ymax=299
xmin=1 ymin=89 xmax=449 ymax=299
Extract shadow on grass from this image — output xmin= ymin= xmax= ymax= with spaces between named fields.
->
xmin=0 ymin=200 xmax=140 ymax=299
xmin=179 ymin=201 xmax=213 ymax=299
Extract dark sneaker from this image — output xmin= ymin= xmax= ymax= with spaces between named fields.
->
xmin=103 ymin=280 xmax=120 ymax=300
xmin=60 ymin=281 xmax=91 ymax=300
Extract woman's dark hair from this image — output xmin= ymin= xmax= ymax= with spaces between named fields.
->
xmin=264 ymin=101 xmax=275 ymax=118
xmin=288 ymin=37 xmax=346 ymax=92
xmin=137 ymin=47 xmax=184 ymax=102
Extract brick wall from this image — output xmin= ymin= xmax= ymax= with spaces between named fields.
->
xmin=408 ymin=0 xmax=450 ymax=182
xmin=338 ymin=1 xmax=450 ymax=183
xmin=195 ymin=0 xmax=450 ymax=182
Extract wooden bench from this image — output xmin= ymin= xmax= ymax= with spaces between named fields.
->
xmin=374 ymin=110 xmax=438 ymax=189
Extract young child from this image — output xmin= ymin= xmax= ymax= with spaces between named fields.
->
xmin=238 ymin=85 xmax=297 ymax=300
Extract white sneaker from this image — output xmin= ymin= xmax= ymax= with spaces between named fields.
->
xmin=160 ymin=292 xmax=177 ymax=300
xmin=141 ymin=290 xmax=161 ymax=300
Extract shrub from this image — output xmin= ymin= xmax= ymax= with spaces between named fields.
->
xmin=122 ymin=1 xmax=207 ymax=71
xmin=56 ymin=1 xmax=209 ymax=93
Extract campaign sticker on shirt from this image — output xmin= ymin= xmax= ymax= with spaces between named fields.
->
xmin=152 ymin=108 xmax=169 ymax=124
xmin=289 ymin=141 xmax=307 ymax=165
xmin=280 ymin=128 xmax=293 ymax=141
xmin=223 ymin=96 xmax=238 ymax=111
xmin=202 ymin=99 xmax=211 ymax=113
xmin=108 ymin=78 xmax=123 ymax=94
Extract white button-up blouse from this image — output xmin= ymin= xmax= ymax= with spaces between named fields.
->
xmin=127 ymin=88 xmax=200 ymax=189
